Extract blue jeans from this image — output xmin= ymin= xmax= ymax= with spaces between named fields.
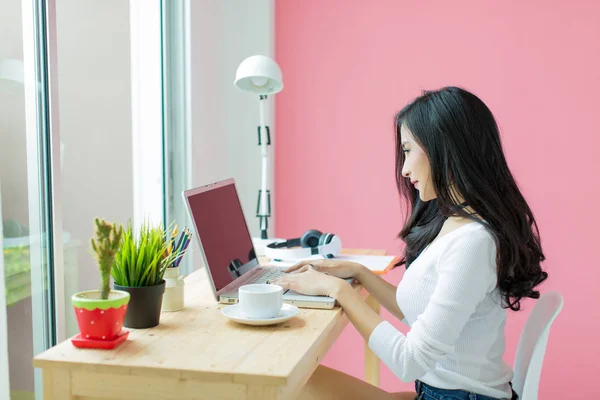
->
xmin=414 ymin=380 xmax=518 ymax=400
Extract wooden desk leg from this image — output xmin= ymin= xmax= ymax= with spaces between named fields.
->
xmin=247 ymin=384 xmax=280 ymax=399
xmin=43 ymin=369 xmax=74 ymax=399
xmin=364 ymin=294 xmax=381 ymax=387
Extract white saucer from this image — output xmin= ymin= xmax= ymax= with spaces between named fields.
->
xmin=221 ymin=303 xmax=300 ymax=326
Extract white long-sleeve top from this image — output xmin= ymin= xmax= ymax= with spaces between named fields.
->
xmin=368 ymin=221 xmax=514 ymax=399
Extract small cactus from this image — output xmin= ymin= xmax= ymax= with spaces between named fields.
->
xmin=91 ymin=218 xmax=124 ymax=300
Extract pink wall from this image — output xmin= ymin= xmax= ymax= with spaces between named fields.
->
xmin=275 ymin=1 xmax=600 ymax=398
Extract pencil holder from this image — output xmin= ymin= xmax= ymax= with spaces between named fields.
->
xmin=162 ymin=266 xmax=186 ymax=312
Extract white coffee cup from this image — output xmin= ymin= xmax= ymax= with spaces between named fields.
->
xmin=238 ymin=284 xmax=283 ymax=319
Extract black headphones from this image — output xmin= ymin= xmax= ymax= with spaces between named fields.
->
xmin=264 ymin=229 xmax=342 ymax=261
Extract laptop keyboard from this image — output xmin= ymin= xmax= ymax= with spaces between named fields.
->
xmin=252 ymin=268 xmax=287 ymax=285
xmin=250 ymin=268 xmax=355 ymax=286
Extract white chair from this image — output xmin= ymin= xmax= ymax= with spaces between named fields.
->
xmin=512 ymin=290 xmax=564 ymax=399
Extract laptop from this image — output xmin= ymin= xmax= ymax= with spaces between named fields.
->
xmin=182 ymin=178 xmax=345 ymax=309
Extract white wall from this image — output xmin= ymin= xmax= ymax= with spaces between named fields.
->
xmin=189 ymin=0 xmax=276 ymax=244
xmin=55 ymin=0 xmax=133 ymax=294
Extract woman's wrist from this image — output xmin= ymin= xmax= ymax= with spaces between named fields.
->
xmin=353 ymin=263 xmax=370 ymax=282
xmin=330 ymin=278 xmax=354 ymax=301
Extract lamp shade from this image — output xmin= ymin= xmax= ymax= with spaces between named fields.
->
xmin=234 ymin=55 xmax=283 ymax=95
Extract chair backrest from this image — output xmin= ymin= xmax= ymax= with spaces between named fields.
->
xmin=512 ymin=291 xmax=564 ymax=400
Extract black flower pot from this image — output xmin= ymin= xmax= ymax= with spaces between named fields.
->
xmin=114 ymin=280 xmax=165 ymax=329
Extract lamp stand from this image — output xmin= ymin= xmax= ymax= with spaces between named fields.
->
xmin=251 ymin=95 xmax=285 ymax=256
xmin=257 ymin=94 xmax=271 ymax=240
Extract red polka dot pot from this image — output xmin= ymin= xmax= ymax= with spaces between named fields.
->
xmin=72 ymin=290 xmax=130 ymax=341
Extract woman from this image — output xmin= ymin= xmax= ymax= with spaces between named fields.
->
xmin=273 ymin=86 xmax=547 ymax=400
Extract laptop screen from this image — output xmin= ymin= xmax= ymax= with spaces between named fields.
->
xmin=186 ymin=181 xmax=258 ymax=292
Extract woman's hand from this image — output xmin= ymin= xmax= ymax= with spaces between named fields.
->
xmin=273 ymin=265 xmax=350 ymax=298
xmin=284 ymin=259 xmax=364 ymax=280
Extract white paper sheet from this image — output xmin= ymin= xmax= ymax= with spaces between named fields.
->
xmin=266 ymin=254 xmax=397 ymax=273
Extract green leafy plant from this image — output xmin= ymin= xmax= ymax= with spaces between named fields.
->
xmin=112 ymin=221 xmax=180 ymax=287
xmin=90 ymin=218 xmax=124 ymax=300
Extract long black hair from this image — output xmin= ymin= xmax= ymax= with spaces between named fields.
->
xmin=395 ymin=86 xmax=547 ymax=312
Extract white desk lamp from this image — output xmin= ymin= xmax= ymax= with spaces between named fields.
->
xmin=234 ymin=55 xmax=283 ymax=253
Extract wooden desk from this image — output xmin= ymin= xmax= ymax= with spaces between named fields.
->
xmin=33 ymin=249 xmax=385 ymax=399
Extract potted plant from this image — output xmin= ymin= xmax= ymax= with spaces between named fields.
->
xmin=112 ymin=221 xmax=180 ymax=328
xmin=71 ymin=218 xmax=130 ymax=347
